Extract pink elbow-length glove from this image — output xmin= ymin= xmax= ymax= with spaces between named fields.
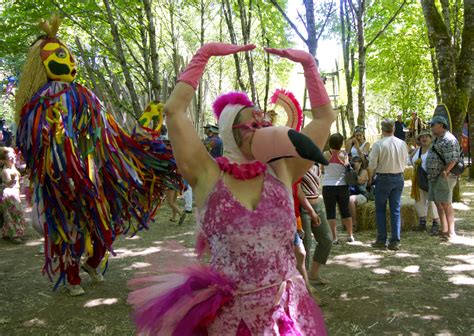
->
xmin=264 ymin=48 xmax=330 ymax=108
xmin=178 ymin=42 xmax=256 ymax=89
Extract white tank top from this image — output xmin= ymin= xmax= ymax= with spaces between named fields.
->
xmin=322 ymin=151 xmax=347 ymax=186
xmin=350 ymin=141 xmax=367 ymax=158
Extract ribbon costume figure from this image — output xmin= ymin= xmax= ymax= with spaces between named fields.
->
xmin=15 ymin=16 xmax=180 ymax=296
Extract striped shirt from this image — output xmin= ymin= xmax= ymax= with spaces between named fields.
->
xmin=301 ymin=165 xmax=321 ymax=200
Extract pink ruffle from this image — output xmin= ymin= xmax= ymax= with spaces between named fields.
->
xmin=128 ymin=264 xmax=236 ymax=336
xmin=216 ymin=156 xmax=266 ymax=180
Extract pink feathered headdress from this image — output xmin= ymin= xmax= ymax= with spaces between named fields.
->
xmin=212 ymin=92 xmax=254 ymax=163
xmin=212 ymin=92 xmax=253 ymax=120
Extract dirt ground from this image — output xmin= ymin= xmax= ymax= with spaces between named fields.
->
xmin=0 ymin=178 xmax=473 ymax=336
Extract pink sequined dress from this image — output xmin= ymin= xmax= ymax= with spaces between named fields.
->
xmin=129 ymin=170 xmax=327 ymax=335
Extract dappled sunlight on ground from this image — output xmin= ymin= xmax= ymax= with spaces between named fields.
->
xmin=125 ymin=235 xmax=142 ymax=240
xmin=24 ymin=238 xmax=43 ymax=246
xmin=393 ymin=252 xmax=420 ymax=258
xmin=442 ymin=292 xmax=460 ymax=299
xmin=23 ymin=318 xmax=46 ymax=327
xmin=114 ymin=247 xmax=161 ymax=259
xmin=329 ymin=252 xmax=382 ymax=269
xmin=447 ymin=275 xmax=474 ymax=285
xmin=452 ymin=202 xmax=471 ymax=211
xmin=442 ymin=254 xmax=474 ymax=285
xmin=84 ymin=298 xmax=119 ymax=308
xmin=402 ymin=265 xmax=420 ymax=273
xmin=448 ymin=235 xmax=474 ymax=246
xmin=371 ymin=268 xmax=390 ymax=275
xmin=122 ymin=262 xmax=152 ymax=271
xmin=160 ymin=231 xmax=195 ymax=240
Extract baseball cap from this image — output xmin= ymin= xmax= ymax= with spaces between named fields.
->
xmin=427 ymin=116 xmax=448 ymax=126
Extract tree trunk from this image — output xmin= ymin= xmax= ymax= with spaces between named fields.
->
xmin=421 ymin=0 xmax=473 ymax=137
xmin=143 ymin=0 xmax=161 ymax=101
xmin=354 ymin=0 xmax=366 ymax=127
xmin=168 ymin=2 xmax=180 ymax=81
xmin=103 ymin=0 xmax=142 ymax=117
xmin=222 ymin=0 xmax=247 ymax=91
xmin=75 ymin=37 xmax=105 ymax=101
xmin=421 ymin=0 xmax=474 ymax=199
xmin=303 ymin=0 xmax=317 ymax=56
xmin=340 ymin=0 xmax=355 ymax=130
xmin=238 ymin=0 xmax=257 ymax=103
xmin=256 ymin=2 xmax=270 ymax=111
xmin=196 ymin=0 xmax=205 ymax=130
xmin=138 ymin=9 xmax=151 ymax=102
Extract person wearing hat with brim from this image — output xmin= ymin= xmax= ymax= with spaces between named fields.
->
xmin=203 ymin=123 xmax=223 ymax=158
xmin=425 ymin=115 xmax=461 ymax=241
xmin=409 ymin=129 xmax=440 ymax=234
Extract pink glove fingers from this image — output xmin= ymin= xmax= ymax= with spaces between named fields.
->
xmin=178 ymin=43 xmax=256 ymax=89
xmin=265 ymin=48 xmax=330 ymax=108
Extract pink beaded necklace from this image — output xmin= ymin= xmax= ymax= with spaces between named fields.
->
xmin=216 ymin=156 xmax=266 ymax=180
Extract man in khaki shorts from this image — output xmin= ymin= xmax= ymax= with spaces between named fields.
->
xmin=425 ymin=116 xmax=460 ymax=241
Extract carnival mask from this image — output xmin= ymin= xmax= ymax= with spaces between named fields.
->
xmin=40 ymin=39 xmax=76 ymax=83
xmin=232 ymin=109 xmax=273 ymax=137
xmin=139 ymin=101 xmax=164 ymax=132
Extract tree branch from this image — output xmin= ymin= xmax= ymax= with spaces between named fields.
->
xmin=269 ymin=0 xmax=307 ymax=44
xmin=366 ymin=0 xmax=407 ymax=49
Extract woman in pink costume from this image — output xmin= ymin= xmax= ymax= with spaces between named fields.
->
xmin=128 ymin=43 xmax=335 ymax=335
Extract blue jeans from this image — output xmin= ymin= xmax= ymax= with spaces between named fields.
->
xmin=374 ymin=174 xmax=404 ymax=243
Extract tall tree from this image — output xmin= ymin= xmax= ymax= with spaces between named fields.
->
xmin=103 ymin=0 xmax=142 ymax=117
xmin=421 ymin=0 xmax=473 ymax=139
xmin=143 ymin=0 xmax=161 ymax=101
xmin=340 ymin=0 xmax=356 ymax=129
xmin=347 ymin=0 xmax=408 ymax=126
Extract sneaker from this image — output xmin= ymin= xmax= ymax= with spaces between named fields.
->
xmin=81 ymin=263 xmax=105 ymax=283
xmin=185 ymin=210 xmax=193 ymax=214
xmin=371 ymin=241 xmax=387 ymax=249
xmin=67 ymin=284 xmax=85 ymax=296
xmin=332 ymin=239 xmax=339 ymax=246
xmin=387 ymin=242 xmax=400 ymax=251
xmin=346 ymin=236 xmax=355 ymax=243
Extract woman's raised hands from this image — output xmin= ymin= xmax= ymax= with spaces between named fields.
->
xmin=178 ymin=42 xmax=255 ymax=89
xmin=264 ymin=48 xmax=315 ymax=67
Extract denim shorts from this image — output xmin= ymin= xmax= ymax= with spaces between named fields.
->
xmin=293 ymin=232 xmax=303 ymax=246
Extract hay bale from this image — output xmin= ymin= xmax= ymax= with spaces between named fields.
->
xmin=404 ymin=166 xmax=413 ymax=181
xmin=356 ymin=199 xmax=417 ymax=231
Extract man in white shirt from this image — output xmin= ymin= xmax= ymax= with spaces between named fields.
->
xmin=368 ymin=119 xmax=408 ymax=250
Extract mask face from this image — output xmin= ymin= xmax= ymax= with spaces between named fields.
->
xmin=40 ymin=39 xmax=76 ymax=82
xmin=139 ymin=101 xmax=164 ymax=132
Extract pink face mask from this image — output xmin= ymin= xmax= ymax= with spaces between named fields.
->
xmin=232 ymin=109 xmax=273 ymax=138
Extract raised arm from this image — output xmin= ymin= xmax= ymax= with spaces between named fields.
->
xmin=265 ymin=48 xmax=336 ymax=180
xmin=164 ymin=43 xmax=255 ymax=187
